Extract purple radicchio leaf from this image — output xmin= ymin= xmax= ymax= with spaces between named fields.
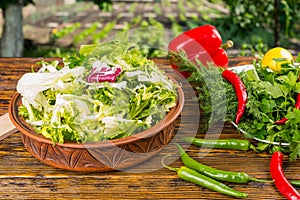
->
xmin=87 ymin=61 xmax=122 ymax=83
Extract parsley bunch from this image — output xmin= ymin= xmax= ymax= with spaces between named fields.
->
xmin=238 ymin=60 xmax=300 ymax=160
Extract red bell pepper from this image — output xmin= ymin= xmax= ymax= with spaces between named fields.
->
xmin=169 ymin=24 xmax=233 ymax=77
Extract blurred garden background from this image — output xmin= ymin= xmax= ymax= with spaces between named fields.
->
xmin=0 ymin=0 xmax=299 ymax=58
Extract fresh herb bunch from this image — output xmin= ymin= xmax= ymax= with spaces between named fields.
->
xmin=238 ymin=60 xmax=300 ymax=160
xmin=170 ymin=51 xmax=237 ymax=131
xmin=171 ymin=51 xmax=300 ymax=160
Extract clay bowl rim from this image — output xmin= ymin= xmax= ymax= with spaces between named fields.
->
xmin=9 ymin=74 xmax=184 ymax=149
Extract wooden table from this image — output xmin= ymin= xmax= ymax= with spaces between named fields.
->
xmin=0 ymin=57 xmax=299 ymax=200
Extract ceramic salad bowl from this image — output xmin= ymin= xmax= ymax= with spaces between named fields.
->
xmin=8 ymin=41 xmax=185 ymax=172
xmin=9 ymin=78 xmax=184 ymax=172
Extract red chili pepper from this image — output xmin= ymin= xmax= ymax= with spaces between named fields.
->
xmin=274 ymin=117 xmax=288 ymax=125
xmin=295 ymin=93 xmax=300 ymax=108
xmin=275 ymin=93 xmax=300 ymax=125
xmin=222 ymin=69 xmax=247 ymax=124
xmin=169 ymin=24 xmax=233 ymax=77
xmin=270 ymin=151 xmax=300 ymax=200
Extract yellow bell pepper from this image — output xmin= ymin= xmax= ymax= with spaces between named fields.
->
xmin=262 ymin=47 xmax=293 ymax=71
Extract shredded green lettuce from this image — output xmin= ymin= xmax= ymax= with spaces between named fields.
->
xmin=17 ymin=41 xmax=178 ymax=144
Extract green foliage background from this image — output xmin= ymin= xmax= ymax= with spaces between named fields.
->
xmin=220 ymin=0 xmax=300 ymax=53
xmin=2 ymin=0 xmax=298 ymax=57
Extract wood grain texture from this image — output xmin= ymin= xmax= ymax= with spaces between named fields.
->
xmin=0 ymin=57 xmax=298 ymax=200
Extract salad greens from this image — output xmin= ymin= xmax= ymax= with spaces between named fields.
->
xmin=17 ymin=41 xmax=178 ymax=144
xmin=171 ymin=51 xmax=300 ymax=161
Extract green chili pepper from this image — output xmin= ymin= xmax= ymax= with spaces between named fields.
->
xmin=290 ymin=180 xmax=300 ymax=187
xmin=175 ymin=143 xmax=272 ymax=184
xmin=181 ymin=137 xmax=252 ymax=151
xmin=161 ymin=155 xmax=248 ymax=198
